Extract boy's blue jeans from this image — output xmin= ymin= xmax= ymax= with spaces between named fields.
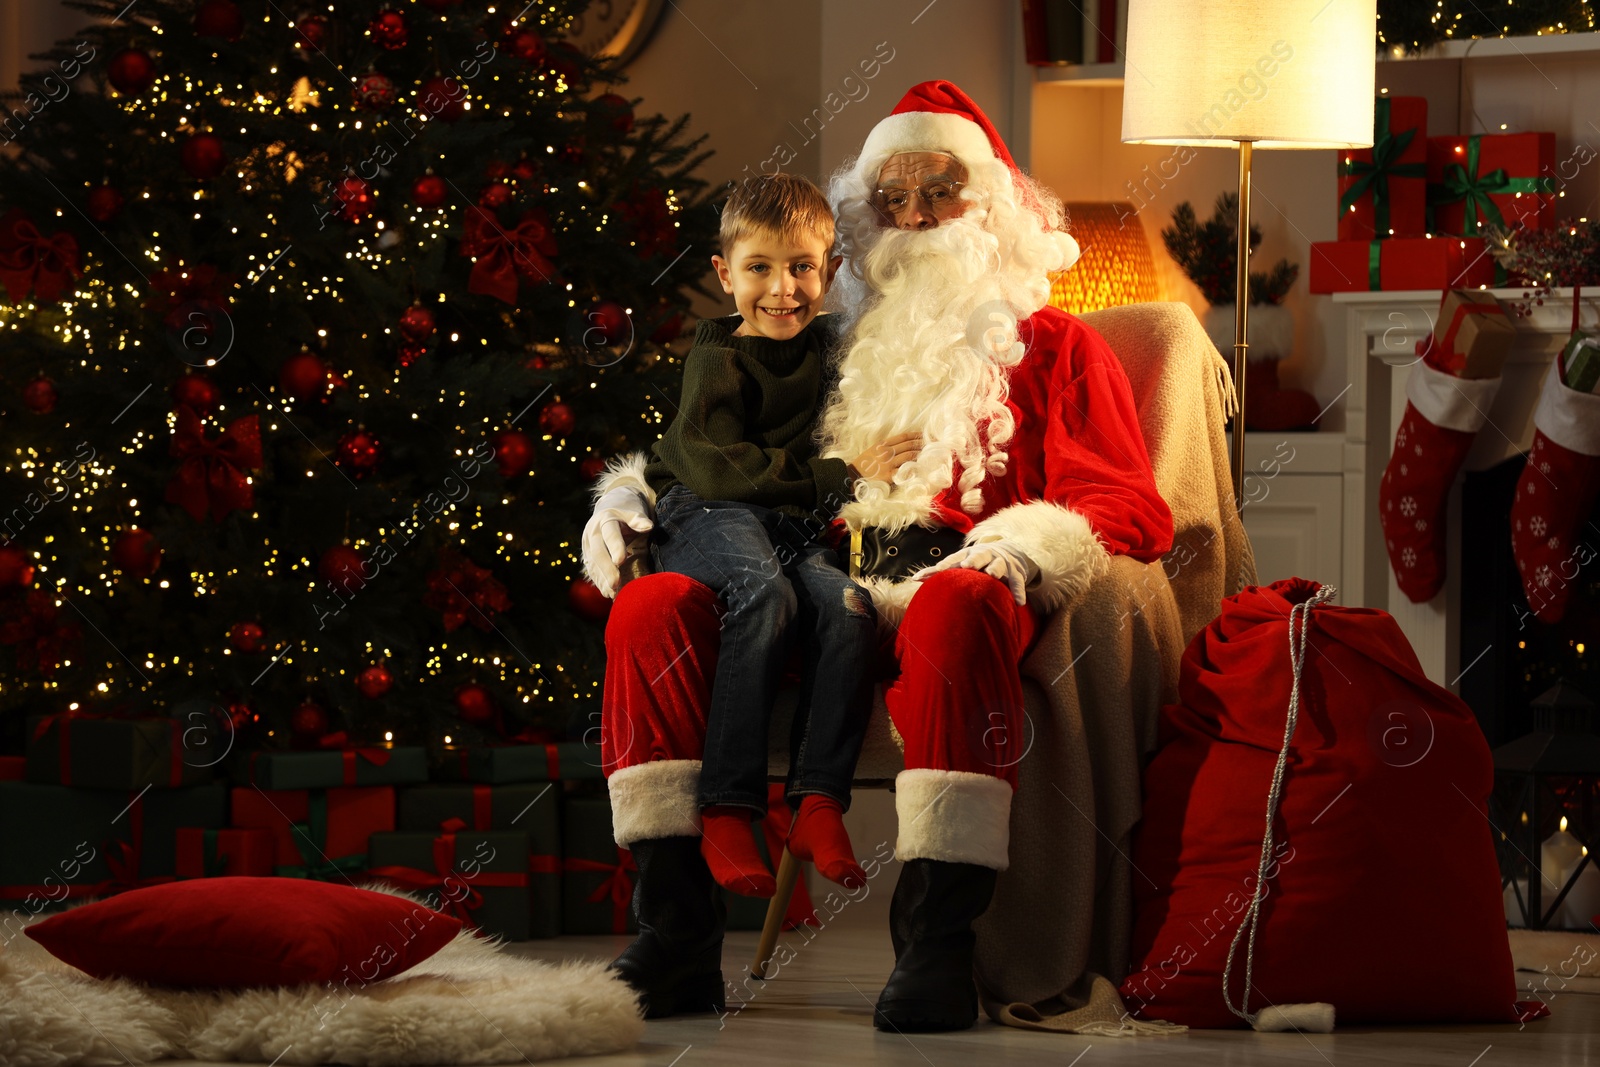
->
xmin=649 ymin=484 xmax=877 ymax=814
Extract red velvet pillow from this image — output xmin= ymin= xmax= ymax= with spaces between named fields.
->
xmin=26 ymin=877 xmax=461 ymax=987
xmin=1120 ymin=579 xmax=1518 ymax=1028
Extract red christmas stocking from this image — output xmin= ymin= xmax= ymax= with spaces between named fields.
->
xmin=1511 ymin=366 xmax=1600 ymax=624
xmin=1379 ymin=361 xmax=1503 ymax=603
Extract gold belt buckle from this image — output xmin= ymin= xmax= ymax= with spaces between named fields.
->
xmin=849 ymin=528 xmax=864 ymax=580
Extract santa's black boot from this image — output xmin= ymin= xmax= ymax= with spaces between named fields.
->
xmin=608 ymin=835 xmax=727 ymax=1019
xmin=873 ymin=858 xmax=998 ymax=1032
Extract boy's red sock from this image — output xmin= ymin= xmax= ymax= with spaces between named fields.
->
xmin=699 ymin=805 xmax=776 ymax=898
xmin=787 ymin=795 xmax=866 ymax=889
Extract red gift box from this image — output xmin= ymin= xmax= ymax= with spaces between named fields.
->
xmin=175 ymin=827 xmax=276 ymax=878
xmin=229 ymin=786 xmax=393 ymax=877
xmin=1309 ymin=236 xmax=1495 ymax=294
xmin=1426 ymin=133 xmax=1557 ymax=236
xmin=1338 ymin=96 xmax=1429 ymax=241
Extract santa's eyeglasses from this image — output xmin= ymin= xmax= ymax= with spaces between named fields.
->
xmin=870 ymin=178 xmax=965 ymax=221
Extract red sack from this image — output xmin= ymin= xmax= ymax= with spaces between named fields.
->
xmin=1120 ymin=578 xmax=1517 ymax=1028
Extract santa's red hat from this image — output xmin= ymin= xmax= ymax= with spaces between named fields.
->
xmin=850 ymin=80 xmax=1080 ymax=268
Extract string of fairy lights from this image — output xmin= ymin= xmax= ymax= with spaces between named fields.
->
xmin=0 ymin=1 xmax=697 ymax=743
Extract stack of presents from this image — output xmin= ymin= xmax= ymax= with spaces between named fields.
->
xmin=1310 ymin=94 xmax=1555 ymax=293
xmin=0 ymin=715 xmax=814 ymax=939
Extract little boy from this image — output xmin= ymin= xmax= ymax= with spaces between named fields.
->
xmin=644 ymin=174 xmax=915 ymax=894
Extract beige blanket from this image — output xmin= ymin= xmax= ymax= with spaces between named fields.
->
xmin=974 ymin=301 xmax=1255 ymax=1034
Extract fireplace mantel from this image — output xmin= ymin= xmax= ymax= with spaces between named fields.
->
xmin=1333 ymin=287 xmax=1600 ymax=688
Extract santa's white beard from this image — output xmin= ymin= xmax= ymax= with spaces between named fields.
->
xmin=819 ymin=215 xmax=1044 ymax=533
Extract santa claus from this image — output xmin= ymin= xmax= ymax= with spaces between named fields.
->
xmin=582 ymin=81 xmax=1173 ymax=1032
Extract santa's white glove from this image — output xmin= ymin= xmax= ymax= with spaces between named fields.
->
xmin=912 ymin=540 xmax=1039 ymax=606
xmin=582 ymin=486 xmax=654 ymax=598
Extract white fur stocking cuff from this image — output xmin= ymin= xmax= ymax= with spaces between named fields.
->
xmin=607 ymin=759 xmax=701 ymax=846
xmin=894 ymin=768 xmax=1013 ymax=870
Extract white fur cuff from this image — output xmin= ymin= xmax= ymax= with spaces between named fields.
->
xmin=1253 ymin=1003 xmax=1336 ymax=1033
xmin=1406 ymin=361 xmax=1502 ymax=433
xmin=607 ymin=759 xmax=701 ymax=846
xmin=855 ymin=111 xmax=996 ymax=191
xmin=965 ymin=501 xmax=1111 ymax=612
xmin=1534 ymin=362 xmax=1600 ymax=456
xmin=894 ymin=768 xmax=1013 ymax=870
xmin=589 ymin=451 xmax=655 ymax=506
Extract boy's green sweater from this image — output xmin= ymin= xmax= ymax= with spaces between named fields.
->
xmin=645 ymin=313 xmax=852 ymax=521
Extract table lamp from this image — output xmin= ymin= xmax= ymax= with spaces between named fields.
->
xmin=1121 ymin=0 xmax=1375 ymax=505
xmin=1048 ymin=202 xmax=1163 ymax=314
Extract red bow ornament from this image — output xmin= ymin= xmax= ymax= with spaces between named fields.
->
xmin=460 ymin=206 xmax=557 ymax=304
xmin=422 ymin=547 xmax=511 ymax=632
xmin=0 ymin=590 xmax=83 ymax=677
xmin=165 ymin=404 xmax=263 ymax=522
xmin=0 ymin=207 xmax=81 ymax=304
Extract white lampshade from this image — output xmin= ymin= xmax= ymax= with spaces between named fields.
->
xmin=1121 ymin=0 xmax=1376 ymax=149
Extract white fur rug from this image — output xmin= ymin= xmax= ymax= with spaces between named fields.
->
xmin=0 ymin=888 xmax=644 ymax=1066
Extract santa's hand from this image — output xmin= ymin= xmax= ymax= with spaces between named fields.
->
xmin=582 ymin=486 xmax=654 ymax=598
xmin=913 ymin=540 xmax=1039 ymax=605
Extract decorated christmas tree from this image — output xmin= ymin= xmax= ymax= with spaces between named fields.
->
xmin=0 ymin=0 xmax=715 ymax=756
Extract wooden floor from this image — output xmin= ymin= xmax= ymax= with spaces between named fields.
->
xmin=494 ymin=923 xmax=1599 ymax=1067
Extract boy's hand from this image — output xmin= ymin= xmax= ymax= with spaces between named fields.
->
xmin=849 ymin=432 xmax=924 ymax=483
xmin=582 ymin=487 xmax=654 ymax=598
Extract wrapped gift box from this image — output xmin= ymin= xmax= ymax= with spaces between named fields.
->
xmin=26 ymin=714 xmax=214 ymax=789
xmin=368 ymin=827 xmax=532 ymax=940
xmin=561 ymin=798 xmax=637 ymax=935
xmin=435 ymin=741 xmax=604 ymax=784
xmin=1308 ymin=236 xmax=1495 ymax=294
xmin=243 ymin=746 xmax=428 ymax=790
xmin=175 ymin=827 xmax=276 ymax=878
xmin=1426 ymin=132 xmax=1557 ymax=236
xmin=229 ymin=786 xmax=393 ymax=880
xmin=0 ymin=782 xmax=227 ymax=904
xmin=1338 ymin=96 xmax=1428 ymax=241
xmin=398 ymin=783 xmax=561 ymax=937
xmin=1424 ymin=290 xmax=1515 ymax=379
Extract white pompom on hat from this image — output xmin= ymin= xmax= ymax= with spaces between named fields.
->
xmin=851 ymin=79 xmax=1080 ymax=270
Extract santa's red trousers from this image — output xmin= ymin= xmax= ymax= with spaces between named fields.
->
xmin=601 ymin=568 xmax=1040 ymax=786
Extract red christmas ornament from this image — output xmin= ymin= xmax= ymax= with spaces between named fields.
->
xmin=0 ymin=545 xmax=35 ymax=588
xmin=279 ymin=349 xmax=329 ymax=400
xmin=294 ymin=15 xmax=329 ymax=50
xmin=86 ymin=184 xmax=124 ymax=223
xmin=291 ymin=700 xmax=329 ymax=740
xmin=228 ymin=621 xmax=264 ymax=652
xmin=525 ymin=354 xmax=548 ymax=370
xmin=544 ymin=41 xmax=584 ymax=82
xmin=181 ymin=134 xmax=228 ymax=179
xmin=485 ymin=159 xmax=511 ymax=181
xmin=538 ymin=401 xmax=575 ymax=437
xmin=594 ymin=93 xmax=634 ymax=133
xmin=334 ymin=176 xmax=373 ymax=222
xmin=319 ymin=544 xmax=368 ymax=595
xmin=579 ymin=454 xmax=607 ymax=483
xmin=194 ymin=0 xmax=243 ymax=40
xmin=107 ymin=49 xmax=156 ymax=95
xmin=504 ymin=28 xmax=546 ymax=64
xmin=423 ymin=548 xmax=511 ymax=632
xmin=478 ymin=182 xmax=512 ymax=209
xmin=357 ymin=663 xmax=394 ymax=699
xmin=567 ymin=578 xmax=611 ymax=621
xmin=23 ymin=376 xmax=57 ymax=414
xmin=512 ymin=158 xmax=538 ymax=181
xmin=412 ymin=174 xmax=448 ymax=208
xmin=171 ymin=372 xmax=220 ymax=414
xmin=418 ymin=77 xmax=465 ymax=122
xmin=588 ymin=300 xmax=630 ymax=345
xmin=397 ymin=342 xmax=428 ymax=368
xmin=354 ymin=72 xmax=399 ymax=110
xmin=336 ymin=429 xmax=384 ymax=476
xmin=399 ymin=305 xmax=436 ymax=341
xmin=453 ymin=683 xmax=496 ymax=725
xmin=490 ymin=429 xmax=534 ymax=478
xmin=650 ymin=310 xmax=685 ymax=345
xmin=369 ymin=9 xmax=409 ymax=50
xmin=112 ymin=528 xmax=162 ymax=577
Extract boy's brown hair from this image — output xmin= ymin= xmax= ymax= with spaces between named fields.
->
xmin=719 ymin=173 xmax=835 ymax=253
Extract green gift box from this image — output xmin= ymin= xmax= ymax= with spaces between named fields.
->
xmin=398 ymin=783 xmax=562 ymax=937
xmin=436 ymin=741 xmax=605 ymax=783
xmin=26 ymin=714 xmax=214 ymax=789
xmin=368 ymin=827 xmax=532 ymax=941
xmin=561 ymin=797 xmax=637 ymax=935
xmin=244 ymin=746 xmax=429 ymax=790
xmin=1563 ymin=331 xmax=1600 ymax=394
xmin=0 ymin=782 xmax=227 ymax=909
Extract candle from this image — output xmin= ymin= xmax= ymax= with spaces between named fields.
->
xmin=1540 ymin=818 xmax=1600 ymax=928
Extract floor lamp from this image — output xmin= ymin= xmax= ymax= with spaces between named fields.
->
xmin=1120 ymin=0 xmax=1375 ymax=508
